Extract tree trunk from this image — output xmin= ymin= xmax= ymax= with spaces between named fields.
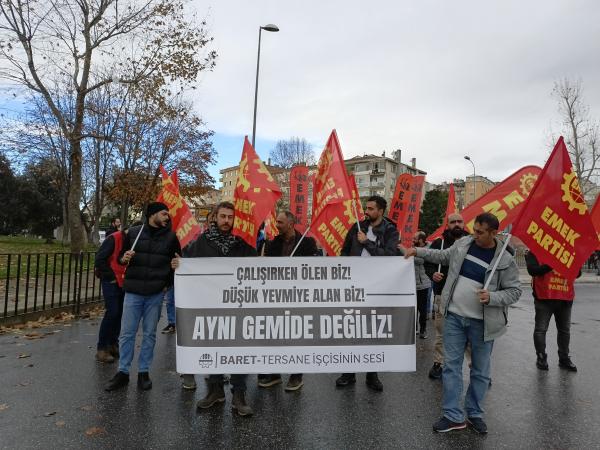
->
xmin=68 ymin=140 xmax=86 ymax=253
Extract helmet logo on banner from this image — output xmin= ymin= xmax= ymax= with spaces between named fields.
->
xmin=519 ymin=172 xmax=538 ymax=196
xmin=561 ymin=169 xmax=587 ymax=215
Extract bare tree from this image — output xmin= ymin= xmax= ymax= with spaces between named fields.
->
xmin=0 ymin=0 xmax=216 ymax=252
xmin=552 ymin=78 xmax=600 ymax=200
xmin=269 ymin=137 xmax=316 ymax=168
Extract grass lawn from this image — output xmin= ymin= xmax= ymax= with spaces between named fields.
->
xmin=0 ymin=236 xmax=98 ymax=279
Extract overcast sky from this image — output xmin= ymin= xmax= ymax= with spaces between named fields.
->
xmin=189 ymin=0 xmax=600 ymax=185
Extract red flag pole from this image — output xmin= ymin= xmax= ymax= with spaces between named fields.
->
xmin=290 ymin=224 xmax=312 ymax=257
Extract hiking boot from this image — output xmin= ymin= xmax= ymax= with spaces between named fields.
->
xmin=559 ymin=358 xmax=578 ymax=372
xmin=428 ymin=362 xmax=443 ymax=379
xmin=433 ymin=417 xmax=467 ymax=433
xmin=161 ymin=324 xmax=175 ymax=334
xmin=96 ymin=349 xmax=115 ymax=363
xmin=335 ymin=373 xmax=356 ymax=387
xmin=109 ymin=344 xmax=119 ymax=358
xmin=536 ymin=352 xmax=549 ymax=370
xmin=467 ymin=417 xmax=488 ymax=434
xmin=182 ymin=374 xmax=197 ymax=390
xmin=137 ymin=372 xmax=152 ymax=390
xmin=105 ymin=371 xmax=129 ymax=391
xmin=366 ymin=372 xmax=383 ymax=391
xmin=285 ymin=374 xmax=304 ymax=391
xmin=231 ymin=389 xmax=253 ymax=417
xmin=258 ymin=374 xmax=282 ymax=388
xmin=197 ymin=384 xmax=225 ymax=409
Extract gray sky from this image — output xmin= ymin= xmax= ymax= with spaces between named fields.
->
xmin=192 ymin=0 xmax=600 ymax=184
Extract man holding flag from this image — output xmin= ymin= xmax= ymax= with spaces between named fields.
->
xmin=404 ymin=212 xmax=522 ymax=434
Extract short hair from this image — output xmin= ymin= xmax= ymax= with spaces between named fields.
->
xmin=111 ymin=217 xmax=120 ymax=223
xmin=367 ymin=195 xmax=387 ymax=211
xmin=474 ymin=212 xmax=499 ymax=231
xmin=415 ymin=231 xmax=427 ymax=242
xmin=279 ymin=210 xmax=297 ymax=224
xmin=216 ymin=201 xmax=235 ymax=214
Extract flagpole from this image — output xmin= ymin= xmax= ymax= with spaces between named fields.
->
xmin=352 ymin=199 xmax=361 ymax=230
xmin=437 ymin=238 xmax=445 ymax=273
xmin=131 ymin=223 xmax=145 ymax=251
xmin=483 ymin=233 xmax=512 ymax=291
xmin=290 ymin=225 xmax=311 ymax=257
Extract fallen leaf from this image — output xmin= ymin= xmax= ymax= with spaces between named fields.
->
xmin=0 ymin=403 xmax=8 ymax=411
xmin=55 ymin=421 xmax=66 ymax=427
xmin=85 ymin=426 xmax=105 ymax=437
xmin=79 ymin=405 xmax=93 ymax=411
xmin=44 ymin=411 xmax=57 ymax=417
xmin=17 ymin=353 xmax=31 ymax=359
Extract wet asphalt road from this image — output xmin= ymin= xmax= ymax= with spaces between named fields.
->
xmin=1 ymin=285 xmax=599 ymax=449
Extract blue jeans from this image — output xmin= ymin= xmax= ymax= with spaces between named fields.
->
xmin=97 ymin=281 xmax=124 ymax=350
xmin=118 ymin=291 xmax=164 ymax=374
xmin=164 ymin=286 xmax=175 ymax=325
xmin=442 ymin=312 xmax=494 ymax=422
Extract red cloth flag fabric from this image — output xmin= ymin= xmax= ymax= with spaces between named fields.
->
xmin=349 ymin=174 xmax=364 ymax=217
xmin=512 ymin=137 xmax=598 ymax=279
xmin=156 ymin=166 xmax=201 ymax=248
xmin=289 ymin=165 xmax=310 ymax=232
xmin=311 ymin=130 xmax=356 ymax=255
xmin=591 ymin=195 xmax=600 ymax=249
xmin=427 ymin=184 xmax=458 ymax=241
xmin=264 ymin=209 xmax=279 ymax=240
xmin=390 ymin=174 xmax=425 ymax=247
xmin=232 ymin=137 xmax=282 ymax=248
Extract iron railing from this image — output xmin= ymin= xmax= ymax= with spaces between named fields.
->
xmin=1 ymin=251 xmax=102 ymax=320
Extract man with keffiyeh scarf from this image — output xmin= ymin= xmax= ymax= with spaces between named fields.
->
xmin=174 ymin=201 xmax=257 ymax=417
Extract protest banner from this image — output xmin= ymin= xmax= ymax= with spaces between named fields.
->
xmin=232 ymin=137 xmax=282 ymax=248
xmin=389 ymin=174 xmax=425 ymax=247
xmin=512 ymin=137 xmax=598 ymax=279
xmin=289 ymin=165 xmax=309 ymax=232
xmin=156 ymin=166 xmax=201 ymax=248
xmin=175 ymin=257 xmax=416 ymax=374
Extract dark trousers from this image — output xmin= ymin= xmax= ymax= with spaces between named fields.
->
xmin=97 ymin=280 xmax=124 ymax=350
xmin=416 ymin=288 xmax=429 ymax=333
xmin=209 ymin=374 xmax=247 ymax=392
xmin=533 ymin=299 xmax=573 ymax=360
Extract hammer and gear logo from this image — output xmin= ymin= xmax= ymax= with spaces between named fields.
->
xmin=198 ymin=353 xmax=214 ymax=368
xmin=236 ymin=156 xmax=251 ymax=192
xmin=519 ymin=172 xmax=538 ymax=197
xmin=561 ymin=169 xmax=588 ymax=215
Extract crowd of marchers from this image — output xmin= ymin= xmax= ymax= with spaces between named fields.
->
xmin=93 ymin=197 xmax=580 ymax=432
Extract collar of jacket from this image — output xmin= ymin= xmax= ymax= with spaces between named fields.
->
xmin=453 ymin=235 xmax=515 ymax=271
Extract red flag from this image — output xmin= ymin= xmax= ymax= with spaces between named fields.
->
xmin=591 ymin=195 xmax=600 ymax=249
xmin=349 ymin=174 xmax=364 ymax=216
xmin=156 ymin=166 xmax=201 ymax=248
xmin=427 ymin=184 xmax=458 ymax=241
xmin=289 ymin=165 xmax=309 ymax=232
xmin=311 ymin=130 xmax=357 ymax=255
xmin=512 ymin=137 xmax=598 ymax=279
xmin=389 ymin=174 xmax=425 ymax=247
xmin=232 ymin=137 xmax=282 ymax=248
xmin=264 ymin=209 xmax=279 ymax=240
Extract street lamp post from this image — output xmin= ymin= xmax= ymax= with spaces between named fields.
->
xmin=252 ymin=24 xmax=279 ymax=149
xmin=464 ymin=155 xmax=476 ymax=205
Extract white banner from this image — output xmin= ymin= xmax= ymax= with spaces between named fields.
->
xmin=175 ymin=256 xmax=416 ymax=374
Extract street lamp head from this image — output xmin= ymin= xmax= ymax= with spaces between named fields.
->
xmin=464 ymin=155 xmax=471 ymax=161
xmin=261 ymin=24 xmax=279 ymax=32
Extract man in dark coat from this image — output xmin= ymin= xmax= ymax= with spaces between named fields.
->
xmin=258 ymin=210 xmax=320 ymax=391
xmin=424 ymin=213 xmax=470 ymax=379
xmin=174 ymin=201 xmax=257 ymax=417
xmin=105 ymin=202 xmax=180 ymax=392
xmin=335 ymin=195 xmax=399 ymax=391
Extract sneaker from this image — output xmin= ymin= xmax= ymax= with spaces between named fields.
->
xmin=335 ymin=373 xmax=356 ymax=387
xmin=467 ymin=417 xmax=488 ymax=434
xmin=419 ymin=331 xmax=428 ymax=339
xmin=536 ymin=352 xmax=549 ymax=370
xmin=161 ymin=324 xmax=176 ymax=334
xmin=365 ymin=372 xmax=383 ymax=391
xmin=428 ymin=362 xmax=442 ymax=379
xmin=433 ymin=417 xmax=467 ymax=433
xmin=182 ymin=374 xmax=197 ymax=390
xmin=137 ymin=372 xmax=152 ymax=390
xmin=285 ymin=374 xmax=304 ymax=391
xmin=105 ymin=371 xmax=129 ymax=391
xmin=96 ymin=349 xmax=115 ymax=363
xmin=559 ymin=358 xmax=578 ymax=372
xmin=258 ymin=374 xmax=282 ymax=388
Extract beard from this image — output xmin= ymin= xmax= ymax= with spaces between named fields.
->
xmin=450 ymin=227 xmax=464 ymax=238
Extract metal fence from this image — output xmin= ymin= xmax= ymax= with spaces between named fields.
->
xmin=1 ymin=251 xmax=102 ymax=320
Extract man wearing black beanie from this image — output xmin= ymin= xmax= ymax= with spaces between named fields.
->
xmin=106 ymin=202 xmax=181 ymax=391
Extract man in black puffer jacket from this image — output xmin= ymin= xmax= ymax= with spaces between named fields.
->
xmin=105 ymin=202 xmax=181 ymax=392
xmin=335 ymin=195 xmax=399 ymax=392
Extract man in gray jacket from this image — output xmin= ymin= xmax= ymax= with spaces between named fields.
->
xmin=404 ymin=212 xmax=521 ymax=434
